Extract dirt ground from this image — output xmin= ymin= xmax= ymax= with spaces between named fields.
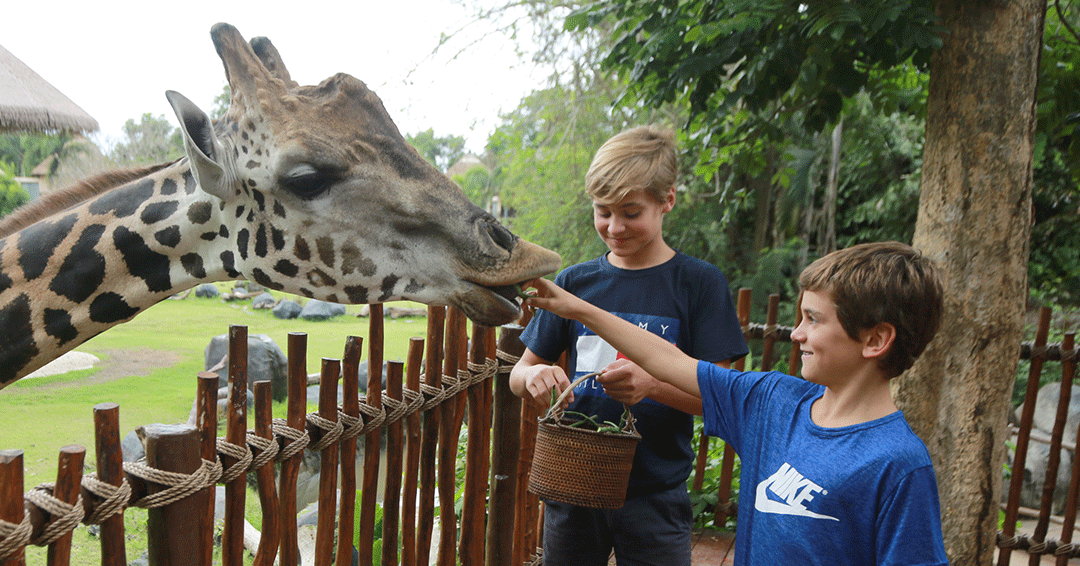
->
xmin=24 ymin=348 xmax=183 ymax=385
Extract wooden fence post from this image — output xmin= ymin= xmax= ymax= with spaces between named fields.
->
xmin=195 ymin=373 xmax=217 ymax=566
xmin=714 ymin=287 xmax=752 ymax=528
xmin=92 ymin=403 xmax=127 ymax=566
xmin=460 ymin=324 xmax=493 ymax=565
xmin=383 ymin=361 xmax=405 ymax=566
xmin=437 ymin=307 xmax=467 ymax=566
xmin=358 ymin=305 xmax=384 ymax=566
xmin=488 ymin=324 xmax=524 ymax=566
xmin=141 ymin=424 xmax=206 ymax=566
xmin=415 ymin=306 xmax=445 ymax=566
xmin=401 ymin=337 xmax=425 ymax=566
xmin=280 ymin=332 xmax=309 ymax=566
xmin=32 ymin=445 xmax=85 ymax=566
xmin=222 ymin=325 xmax=248 ymax=566
xmin=251 ymin=381 xmax=280 ymax=566
xmin=314 ymin=358 xmax=340 ymax=566
xmin=337 ymin=336 xmax=363 ymax=566
xmin=0 ymin=450 xmax=26 ymax=566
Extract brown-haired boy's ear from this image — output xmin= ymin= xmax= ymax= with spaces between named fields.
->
xmin=662 ymin=185 xmax=676 ymax=213
xmin=862 ymin=322 xmax=897 ymax=361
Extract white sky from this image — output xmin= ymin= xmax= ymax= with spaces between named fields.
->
xmin=4 ymin=0 xmax=545 ymax=154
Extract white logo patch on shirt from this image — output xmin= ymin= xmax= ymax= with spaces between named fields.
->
xmin=756 ymin=462 xmax=839 ymax=521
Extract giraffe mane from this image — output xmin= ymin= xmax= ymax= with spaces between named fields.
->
xmin=0 ymin=160 xmax=181 ymax=240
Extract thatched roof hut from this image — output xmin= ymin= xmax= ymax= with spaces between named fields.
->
xmin=0 ymin=43 xmax=98 ymax=134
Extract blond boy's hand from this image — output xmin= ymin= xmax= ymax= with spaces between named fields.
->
xmin=596 ymin=359 xmax=656 ymax=405
xmin=519 ymin=363 xmax=574 ymax=408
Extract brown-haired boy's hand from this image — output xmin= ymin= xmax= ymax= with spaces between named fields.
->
xmin=521 ymin=278 xmax=589 ymax=320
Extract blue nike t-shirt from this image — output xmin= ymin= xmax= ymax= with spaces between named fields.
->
xmin=522 ymin=252 xmax=747 ymax=494
xmin=698 ymin=362 xmax=949 ymax=565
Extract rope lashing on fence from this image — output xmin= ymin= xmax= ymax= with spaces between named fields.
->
xmin=0 ymin=509 xmax=31 ymax=560
xmin=80 ymin=472 xmax=132 ymax=525
xmin=122 ymin=457 xmax=220 ymax=509
xmin=216 ymin=437 xmax=254 ymax=484
xmin=23 ymin=482 xmax=85 ymax=546
xmin=307 ymin=412 xmax=345 ymax=452
xmin=272 ymin=418 xmax=310 ymax=462
xmin=0 ymin=351 xmax=515 ymax=558
xmin=996 ymin=531 xmax=1080 ymax=559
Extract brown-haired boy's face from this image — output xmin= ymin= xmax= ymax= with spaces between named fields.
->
xmin=791 ymin=290 xmax=869 ymax=387
xmin=592 ymin=188 xmax=674 ymax=269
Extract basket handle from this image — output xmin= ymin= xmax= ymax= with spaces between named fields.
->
xmin=543 ymin=372 xmax=599 ymax=423
xmin=542 ymin=372 xmax=639 ymax=436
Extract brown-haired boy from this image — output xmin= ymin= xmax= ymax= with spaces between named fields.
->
xmin=524 ymin=241 xmax=949 ymax=565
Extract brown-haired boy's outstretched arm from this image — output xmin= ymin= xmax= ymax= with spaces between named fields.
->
xmin=524 ymin=277 xmax=701 ymax=397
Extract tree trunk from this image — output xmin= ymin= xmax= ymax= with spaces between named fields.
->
xmin=894 ymin=1 xmax=1045 ymax=565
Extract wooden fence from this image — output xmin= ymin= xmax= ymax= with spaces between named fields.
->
xmin=0 ymin=293 xmax=1075 ymax=565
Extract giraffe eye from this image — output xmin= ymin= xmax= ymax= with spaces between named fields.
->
xmin=282 ymin=164 xmax=333 ymax=200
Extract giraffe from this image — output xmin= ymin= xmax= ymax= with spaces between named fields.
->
xmin=0 ymin=23 xmax=561 ymax=389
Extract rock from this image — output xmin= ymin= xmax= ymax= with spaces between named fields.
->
xmin=1009 ymin=432 xmax=1073 ymax=514
xmin=386 ymin=306 xmax=426 ymax=319
xmin=273 ymin=299 xmax=303 ymax=320
xmin=121 ymin=429 xmax=144 ymax=462
xmin=204 ymin=334 xmax=288 ymax=401
xmin=299 ymin=299 xmax=347 ymax=321
xmin=216 ymin=386 xmax=255 ymax=416
xmin=1023 ymin=381 xmax=1080 ymax=445
xmin=195 ymin=283 xmax=220 ymax=298
xmin=251 ymin=292 xmax=277 ymax=309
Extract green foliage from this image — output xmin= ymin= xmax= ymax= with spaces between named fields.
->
xmin=0 ymin=162 xmax=31 ymax=217
xmin=568 ymin=0 xmax=942 ymax=134
xmin=452 ymin=165 xmax=495 ymax=208
xmin=406 ymin=129 xmax=467 ymax=172
xmin=0 ymin=132 xmax=92 ymax=179
xmin=690 ymin=425 xmax=740 ymax=530
xmin=109 ymin=113 xmax=185 ymax=166
xmin=354 ymin=495 xmax=384 ymax=563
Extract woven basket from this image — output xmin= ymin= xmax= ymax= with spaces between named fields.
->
xmin=527 ymin=373 xmax=641 ymax=509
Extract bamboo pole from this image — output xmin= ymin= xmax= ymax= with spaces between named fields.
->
xmin=488 ymin=324 xmax=524 ymax=566
xmin=337 ymin=336 xmax=363 ymax=566
xmin=358 ymin=305 xmax=384 ymax=566
xmin=415 ymin=306 xmax=445 ymax=566
xmin=760 ymin=294 xmax=779 ymax=371
xmin=279 ymin=332 xmax=309 ymax=566
xmin=437 ymin=306 xmax=467 ymax=566
xmin=401 ymin=337 xmax=425 ymax=566
xmin=314 ymin=358 xmax=340 ymax=566
xmin=91 ymin=403 xmax=127 ymax=566
xmin=252 ymin=381 xmax=280 ymax=566
xmin=382 ymin=361 xmax=405 ymax=566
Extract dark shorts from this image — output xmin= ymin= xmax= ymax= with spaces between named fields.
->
xmin=541 ymin=484 xmax=693 ymax=566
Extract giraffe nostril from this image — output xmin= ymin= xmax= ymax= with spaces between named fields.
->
xmin=484 ymin=221 xmax=516 ymax=254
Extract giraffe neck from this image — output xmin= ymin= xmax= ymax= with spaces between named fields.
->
xmin=0 ymin=160 xmax=233 ymax=386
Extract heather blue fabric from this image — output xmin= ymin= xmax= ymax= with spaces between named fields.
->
xmin=698 ymin=362 xmax=950 ymax=566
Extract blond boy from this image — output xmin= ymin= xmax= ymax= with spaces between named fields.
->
xmin=510 ymin=125 xmax=747 ymax=565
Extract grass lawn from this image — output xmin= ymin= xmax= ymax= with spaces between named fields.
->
xmin=0 ymin=284 xmax=438 ymax=564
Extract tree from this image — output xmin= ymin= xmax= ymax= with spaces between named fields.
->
xmin=568 ymin=0 xmax=1047 ymax=562
xmin=0 ymin=132 xmax=93 ymax=181
xmin=109 ymin=113 xmax=184 ymax=166
xmin=406 ymin=129 xmax=467 ymax=172
xmin=895 ymin=2 xmax=1045 ymax=564
xmin=0 ymin=162 xmax=30 ymax=217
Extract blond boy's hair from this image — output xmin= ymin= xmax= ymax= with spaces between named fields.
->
xmin=585 ymin=125 xmax=677 ymax=205
xmin=799 ymin=241 xmax=944 ymax=378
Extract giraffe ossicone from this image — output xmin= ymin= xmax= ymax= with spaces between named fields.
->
xmin=0 ymin=23 xmax=560 ymax=389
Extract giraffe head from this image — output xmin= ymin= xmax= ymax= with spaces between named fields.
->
xmin=168 ymin=23 xmax=559 ymax=326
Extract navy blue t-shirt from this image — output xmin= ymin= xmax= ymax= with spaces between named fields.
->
xmin=522 ymin=252 xmax=747 ymax=493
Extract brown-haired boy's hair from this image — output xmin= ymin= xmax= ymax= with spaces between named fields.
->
xmin=799 ymin=241 xmax=944 ymax=378
xmin=585 ymin=125 xmax=677 ymax=205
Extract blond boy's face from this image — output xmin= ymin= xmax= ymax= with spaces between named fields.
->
xmin=592 ymin=188 xmax=674 ymax=268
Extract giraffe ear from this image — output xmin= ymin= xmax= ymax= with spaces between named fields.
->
xmin=166 ymin=90 xmax=232 ymax=201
